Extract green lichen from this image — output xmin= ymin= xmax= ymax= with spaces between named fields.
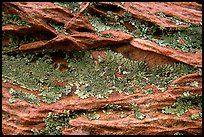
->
xmin=86 ymin=7 xmax=202 ymax=53
xmin=82 ymin=109 xmax=100 ymax=120
xmin=97 ymin=32 xmax=113 ymax=38
xmin=174 ymin=81 xmax=200 ymax=87
xmin=191 ymin=112 xmax=202 ymax=120
xmin=53 ymin=2 xmax=69 ymax=8
xmin=174 ymin=132 xmax=184 ymax=135
xmin=2 ymin=33 xmax=38 ymax=51
xmin=120 ymin=111 xmax=129 ymax=118
xmin=8 ymin=97 xmax=17 ymax=103
xmin=2 ymin=49 xmax=198 ymax=101
xmin=31 ymin=110 xmax=77 ymax=135
xmin=53 ymin=2 xmax=82 ymax=13
xmin=198 ymin=68 xmax=202 ymax=76
xmin=156 ymin=12 xmax=190 ymax=25
xmin=162 ymin=92 xmax=202 ymax=117
xmin=67 ymin=2 xmax=82 ymax=13
xmin=2 ymin=3 xmax=202 ymax=135
xmin=189 ymin=81 xmax=199 ymax=87
xmin=2 ymin=11 xmax=31 ymax=27
xmin=130 ymin=103 xmax=146 ymax=120
xmin=8 ymin=88 xmax=40 ymax=105
xmin=49 ymin=20 xmax=69 ymax=34
xmin=142 ymin=88 xmax=154 ymax=95
xmin=66 ymin=50 xmax=146 ymax=98
xmin=101 ymin=104 xmax=123 ymax=114
xmin=2 ymin=52 xmax=71 ymax=103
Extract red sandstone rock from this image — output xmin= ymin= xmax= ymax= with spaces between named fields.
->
xmin=2 ymin=24 xmax=31 ymax=34
xmin=129 ymin=38 xmax=202 ymax=68
xmin=101 ymin=2 xmax=202 ymax=28
xmin=69 ymin=113 xmax=201 ymax=135
xmin=2 ymin=78 xmax=202 ymax=135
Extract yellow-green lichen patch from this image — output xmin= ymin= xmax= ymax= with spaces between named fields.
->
xmin=8 ymin=97 xmax=17 ymax=103
xmin=130 ymin=103 xmax=146 ymax=120
xmin=2 ymin=11 xmax=31 ymax=27
xmin=53 ymin=2 xmax=69 ymax=8
xmin=198 ymin=68 xmax=202 ymax=75
xmin=191 ymin=112 xmax=202 ymax=120
xmin=174 ymin=132 xmax=184 ymax=135
xmin=31 ymin=110 xmax=78 ymax=135
xmin=2 ymin=33 xmax=38 ymax=51
xmin=142 ymin=88 xmax=154 ymax=95
xmin=82 ymin=109 xmax=100 ymax=120
xmin=162 ymin=92 xmax=202 ymax=117
xmin=2 ymin=52 xmax=71 ymax=103
xmin=155 ymin=12 xmax=190 ymax=25
xmin=87 ymin=11 xmax=128 ymax=33
xmin=53 ymin=2 xmax=82 ymax=13
xmin=2 ymin=49 xmax=198 ymax=101
xmin=120 ymin=111 xmax=129 ymax=118
xmin=65 ymin=50 xmax=146 ymax=98
xmin=101 ymin=104 xmax=124 ymax=114
xmin=48 ymin=20 xmax=69 ymax=34
xmin=8 ymin=88 xmax=40 ymax=105
xmin=174 ymin=81 xmax=200 ymax=87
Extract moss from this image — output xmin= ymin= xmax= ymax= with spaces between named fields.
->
xmin=162 ymin=92 xmax=202 ymax=117
xmin=2 ymin=11 xmax=31 ymax=27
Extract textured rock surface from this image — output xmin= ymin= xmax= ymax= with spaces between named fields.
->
xmin=111 ymin=2 xmax=202 ymax=27
xmin=2 ymin=2 xmax=202 ymax=135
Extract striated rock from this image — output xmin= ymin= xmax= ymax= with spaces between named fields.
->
xmin=2 ymin=24 xmax=31 ymax=34
xmin=69 ymin=113 xmax=202 ymax=135
xmin=101 ymin=2 xmax=202 ymax=28
xmin=2 ymin=73 xmax=202 ymax=134
xmin=62 ymin=127 xmax=90 ymax=135
xmin=16 ymin=30 xmax=133 ymax=51
xmin=2 ymin=2 xmax=133 ymax=53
